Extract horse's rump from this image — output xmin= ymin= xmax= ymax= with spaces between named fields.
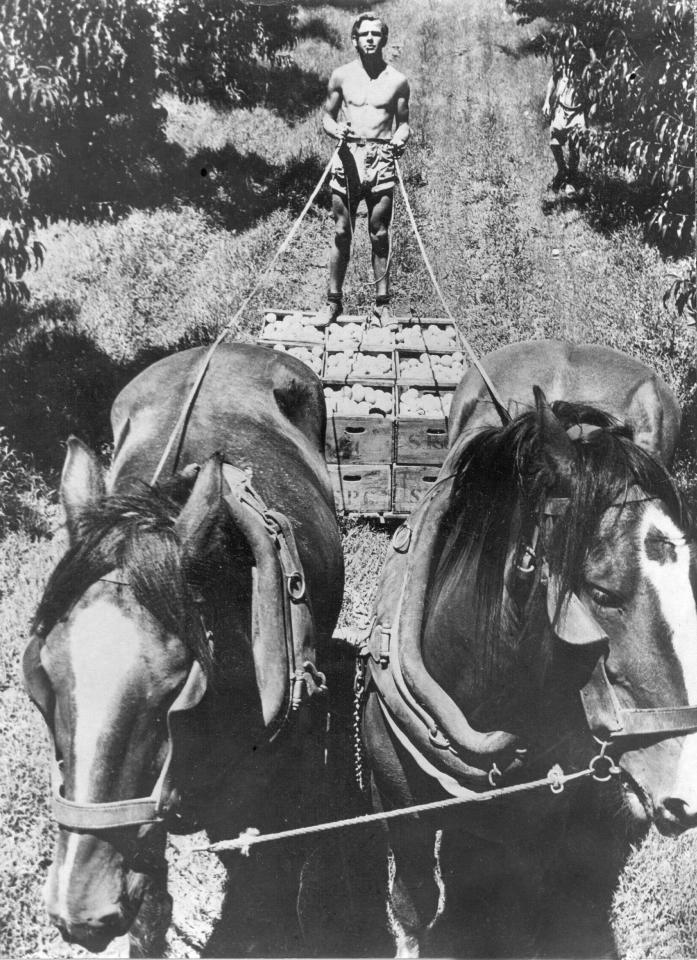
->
xmin=447 ymin=340 xmax=681 ymax=465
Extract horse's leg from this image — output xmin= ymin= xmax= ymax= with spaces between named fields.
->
xmin=364 ymin=692 xmax=441 ymax=958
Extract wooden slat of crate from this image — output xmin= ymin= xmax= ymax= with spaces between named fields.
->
xmin=326 ymin=415 xmax=394 ymax=464
xmin=393 ymin=465 xmax=441 ymax=514
xmin=396 ymin=418 xmax=448 ymax=465
xmin=328 ymin=464 xmax=391 ymax=513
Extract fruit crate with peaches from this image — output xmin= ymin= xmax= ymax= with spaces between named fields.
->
xmin=258 ymin=309 xmax=465 ymax=516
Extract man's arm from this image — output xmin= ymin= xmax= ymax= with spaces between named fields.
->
xmin=542 ymin=74 xmax=556 ymax=121
xmin=391 ymin=78 xmax=410 ymax=154
xmin=322 ymin=68 xmax=352 ymax=140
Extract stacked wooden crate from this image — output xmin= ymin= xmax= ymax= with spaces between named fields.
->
xmin=258 ymin=309 xmax=464 ymax=516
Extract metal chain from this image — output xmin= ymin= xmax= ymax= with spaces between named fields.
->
xmin=352 ymin=654 xmax=368 ymax=792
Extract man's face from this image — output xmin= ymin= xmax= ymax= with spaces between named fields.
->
xmin=353 ymin=19 xmax=385 ymax=56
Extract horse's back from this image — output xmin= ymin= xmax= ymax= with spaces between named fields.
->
xmin=448 ymin=340 xmax=681 ymax=463
xmin=109 ymin=343 xmax=342 ymax=637
xmin=111 ymin=343 xmax=328 ymax=490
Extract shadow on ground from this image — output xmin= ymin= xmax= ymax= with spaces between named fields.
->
xmin=541 ymin=169 xmax=693 ymax=260
xmin=0 ymin=299 xmax=218 ymax=470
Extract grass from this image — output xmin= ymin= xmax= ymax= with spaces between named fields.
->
xmin=0 ymin=0 xmax=695 ymax=956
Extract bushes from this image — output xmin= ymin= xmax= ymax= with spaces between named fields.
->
xmin=507 ymin=0 xmax=694 ymax=254
xmin=0 ymin=0 xmax=299 ymax=305
xmin=161 ymin=0 xmax=298 ymax=104
xmin=0 ymin=428 xmax=52 ymax=538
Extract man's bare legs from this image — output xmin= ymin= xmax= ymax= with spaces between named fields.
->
xmin=312 ymin=192 xmax=356 ymax=326
xmin=367 ymin=190 xmax=397 ymax=328
xmin=328 ymin=191 xmax=355 ymax=301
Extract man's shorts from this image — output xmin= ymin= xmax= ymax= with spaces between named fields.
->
xmin=330 ymin=141 xmax=395 ymax=202
xmin=550 ymin=108 xmax=586 ymax=147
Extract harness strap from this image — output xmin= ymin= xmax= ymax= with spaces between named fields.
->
xmin=581 ymin=658 xmax=697 ymax=740
xmin=50 ymin=658 xmax=207 ymax=830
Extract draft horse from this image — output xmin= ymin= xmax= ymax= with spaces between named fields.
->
xmin=362 ymin=343 xmax=697 ymax=956
xmin=23 ymin=343 xmax=344 ymax=955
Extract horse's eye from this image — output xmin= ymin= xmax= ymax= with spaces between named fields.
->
xmin=588 ymin=585 xmax=622 ymax=609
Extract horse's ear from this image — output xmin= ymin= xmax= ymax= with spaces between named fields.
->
xmin=61 ymin=436 xmax=106 ymax=543
xmin=533 ymin=386 xmax=577 ymax=485
xmin=175 ymin=453 xmax=223 ymax=557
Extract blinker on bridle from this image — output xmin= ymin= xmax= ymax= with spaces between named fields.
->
xmin=520 ymin=483 xmax=697 ymax=746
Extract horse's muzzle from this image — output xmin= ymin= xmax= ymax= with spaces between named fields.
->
xmin=52 ymin=906 xmax=131 ymax=952
xmin=655 ymin=795 xmax=697 ymax=836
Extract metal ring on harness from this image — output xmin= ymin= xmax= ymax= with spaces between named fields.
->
xmin=392 ymin=524 xmax=412 ymax=553
xmin=589 ymin=739 xmax=620 ymax=782
xmin=286 ymin=571 xmax=306 ymax=601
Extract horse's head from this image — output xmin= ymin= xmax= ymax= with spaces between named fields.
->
xmin=529 ymin=390 xmax=697 ymax=834
xmin=24 ymin=440 xmax=224 ymax=950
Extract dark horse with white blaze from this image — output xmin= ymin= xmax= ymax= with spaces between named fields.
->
xmin=362 ymin=342 xmax=697 ymax=956
xmin=23 ymin=343 xmax=344 ymax=954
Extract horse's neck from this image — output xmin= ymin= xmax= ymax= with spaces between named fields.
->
xmin=422 ymin=524 xmax=546 ymax=735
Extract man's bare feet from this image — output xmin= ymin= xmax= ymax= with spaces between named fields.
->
xmin=309 ymin=300 xmax=342 ymax=327
xmin=371 ymin=302 xmax=398 ymax=329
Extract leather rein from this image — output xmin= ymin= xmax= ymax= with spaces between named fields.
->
xmin=34 ymin=464 xmax=325 ymax=832
xmin=366 ymin=478 xmax=697 ymax=795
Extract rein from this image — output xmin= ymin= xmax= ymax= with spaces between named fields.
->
xmin=33 ymin=464 xmax=325 ymax=833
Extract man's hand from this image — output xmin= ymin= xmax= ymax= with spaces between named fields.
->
xmin=542 ymin=102 xmax=551 ymax=122
xmin=336 ymin=120 xmax=352 ymax=141
xmin=389 ymin=137 xmax=406 ymax=158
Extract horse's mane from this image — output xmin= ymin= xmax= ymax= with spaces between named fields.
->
xmin=33 ymin=475 xmax=247 ymax=673
xmin=428 ymin=400 xmax=691 ymax=689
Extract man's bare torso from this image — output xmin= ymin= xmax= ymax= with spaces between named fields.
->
xmin=334 ymin=61 xmax=408 ymax=139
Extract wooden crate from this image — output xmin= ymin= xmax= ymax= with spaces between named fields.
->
xmin=396 ymin=350 xmax=463 ymax=387
xmin=326 ymin=416 xmax=394 ymax=464
xmin=393 ymin=465 xmax=441 ymax=514
xmin=324 ymin=350 xmax=395 ymax=382
xmin=395 ymin=418 xmax=448 ymax=465
xmin=328 ymin=464 xmax=392 ymax=514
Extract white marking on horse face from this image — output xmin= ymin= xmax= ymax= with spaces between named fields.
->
xmin=56 ymin=595 xmax=142 ymax=918
xmin=69 ymin=596 xmax=142 ymax=800
xmin=640 ymin=504 xmax=697 ymax=799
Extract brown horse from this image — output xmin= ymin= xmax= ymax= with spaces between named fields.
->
xmin=448 ymin=339 xmax=681 ymax=464
xmin=23 ymin=343 xmax=344 ymax=955
xmin=362 ymin=351 xmax=696 ymax=956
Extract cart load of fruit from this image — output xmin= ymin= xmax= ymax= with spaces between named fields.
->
xmin=361 ymin=326 xmax=394 ymax=350
xmin=324 ymin=384 xmax=394 ymax=416
xmin=399 ymin=388 xmax=453 ymax=418
xmin=327 ymin=322 xmax=364 ymax=349
xmin=272 ymin=343 xmax=323 ymax=374
xmin=325 ymin=351 xmax=393 ymax=379
xmin=261 ymin=313 xmax=323 ymax=343
xmin=398 ymin=353 xmax=465 ymax=382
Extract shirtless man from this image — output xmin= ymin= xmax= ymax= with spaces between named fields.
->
xmin=312 ymin=13 xmax=410 ymax=329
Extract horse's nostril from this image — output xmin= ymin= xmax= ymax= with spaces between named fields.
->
xmin=659 ymin=796 xmax=697 ymax=831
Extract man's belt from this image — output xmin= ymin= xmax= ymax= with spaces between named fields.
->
xmin=344 ymin=136 xmax=392 ymax=146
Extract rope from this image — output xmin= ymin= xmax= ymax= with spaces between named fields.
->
xmin=149 ymin=146 xmax=342 ymax=486
xmin=394 ymin=160 xmax=510 ymax=424
xmin=192 ymin=765 xmax=592 ymax=856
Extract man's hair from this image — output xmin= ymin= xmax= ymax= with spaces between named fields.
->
xmin=351 ymin=12 xmax=388 ymax=43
